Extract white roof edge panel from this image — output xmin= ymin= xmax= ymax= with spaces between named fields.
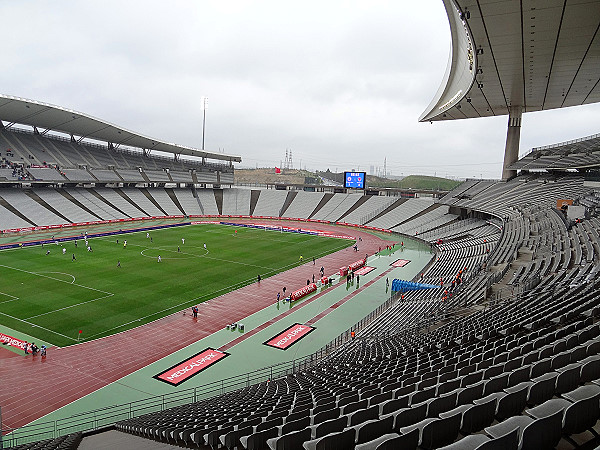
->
xmin=419 ymin=0 xmax=476 ymax=122
xmin=0 ymin=94 xmax=241 ymax=163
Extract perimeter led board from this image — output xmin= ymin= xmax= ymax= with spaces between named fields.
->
xmin=344 ymin=172 xmax=366 ymax=189
xmin=154 ymin=348 xmax=229 ymax=386
xmin=263 ymin=323 xmax=316 ymax=350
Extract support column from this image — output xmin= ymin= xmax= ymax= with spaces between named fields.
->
xmin=502 ymin=105 xmax=522 ymax=180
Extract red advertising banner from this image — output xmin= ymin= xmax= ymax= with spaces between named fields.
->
xmin=349 ymin=258 xmax=366 ymax=271
xmin=391 ymin=259 xmax=411 ymax=268
xmin=263 ymin=323 xmax=316 ymax=350
xmin=354 ymin=266 xmax=375 ymax=276
xmin=153 ymin=348 xmax=229 ymax=386
xmin=0 ymin=332 xmax=28 ymax=350
xmin=290 ymin=283 xmax=317 ymax=301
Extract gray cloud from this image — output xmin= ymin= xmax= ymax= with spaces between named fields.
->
xmin=2 ymin=0 xmax=599 ymax=180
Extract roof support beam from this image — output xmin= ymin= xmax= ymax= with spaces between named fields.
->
xmin=502 ymin=105 xmax=522 ymax=180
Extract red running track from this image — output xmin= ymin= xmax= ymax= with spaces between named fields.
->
xmin=0 ymin=221 xmax=396 ymax=431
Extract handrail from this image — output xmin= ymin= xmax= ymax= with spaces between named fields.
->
xmin=525 ymin=133 xmax=600 ymax=156
xmin=0 ymin=283 xmax=398 ymax=447
xmin=5 ymin=126 xmax=231 ymax=172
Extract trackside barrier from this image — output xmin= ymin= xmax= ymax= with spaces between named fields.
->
xmin=0 ymin=218 xmax=417 ymax=446
xmin=0 ymin=295 xmax=398 ymax=447
xmin=0 ymin=220 xmax=190 ymax=250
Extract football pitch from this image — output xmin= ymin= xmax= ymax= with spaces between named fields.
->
xmin=0 ymin=223 xmax=353 ymax=347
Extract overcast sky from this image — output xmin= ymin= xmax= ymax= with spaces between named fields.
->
xmin=2 ymin=0 xmax=599 ymax=179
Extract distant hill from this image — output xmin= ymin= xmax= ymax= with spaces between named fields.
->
xmin=234 ymin=168 xmax=320 ymax=185
xmin=366 ymin=174 xmax=461 ymax=191
xmin=235 ymin=168 xmax=461 ymax=191
xmin=316 ymin=170 xmax=461 ymax=191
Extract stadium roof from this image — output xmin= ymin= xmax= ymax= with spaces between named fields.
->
xmin=420 ymin=0 xmax=600 ymax=122
xmin=0 ymin=94 xmax=241 ymax=163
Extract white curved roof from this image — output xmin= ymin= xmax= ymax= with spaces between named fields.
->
xmin=420 ymin=0 xmax=600 ymax=122
xmin=0 ymin=94 xmax=241 ymax=163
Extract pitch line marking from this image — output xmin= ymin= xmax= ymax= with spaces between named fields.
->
xmin=34 ymin=271 xmax=76 ymax=284
xmin=25 ymin=293 xmax=115 ymax=320
xmin=83 ymin=240 xmax=351 ymax=340
xmin=0 ymin=263 xmax=113 ymax=295
xmin=0 ymin=291 xmax=20 ymax=304
xmin=0 ymin=311 xmax=76 ymax=342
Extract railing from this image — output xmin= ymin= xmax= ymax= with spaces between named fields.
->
xmin=528 ymin=133 xmax=600 ymax=154
xmin=0 ymin=284 xmax=398 ymax=447
xmin=357 ymin=199 xmax=397 ymax=225
xmin=5 ymin=126 xmax=231 ymax=173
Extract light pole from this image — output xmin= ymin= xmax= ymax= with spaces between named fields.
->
xmin=201 ymin=97 xmax=208 ymax=150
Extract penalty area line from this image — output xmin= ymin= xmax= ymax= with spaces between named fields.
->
xmin=83 ymin=273 xmax=263 ymax=340
xmin=0 ymin=311 xmax=77 ymax=343
xmin=0 ymin=263 xmax=113 ymax=296
xmin=24 ymin=293 xmax=115 ymax=320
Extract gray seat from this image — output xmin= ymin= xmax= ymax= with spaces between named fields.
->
xmin=462 ymin=370 xmax=484 ymax=387
xmin=441 ymin=396 xmax=496 ymax=434
xmin=353 ymin=416 xmax=394 ymax=444
xmin=302 ymin=428 xmax=355 ymax=450
xmin=526 ymin=372 xmax=557 ymax=406
xmin=580 ymin=355 xmax=600 ymax=383
xmin=529 ymin=358 xmax=552 ymax=378
xmin=337 ymin=392 xmax=359 ymax=407
xmin=562 ymin=383 xmax=600 ymax=402
xmin=286 ymin=409 xmax=311 ymax=423
xmin=551 ymin=352 xmax=571 ymax=370
xmin=555 ymin=363 xmax=581 ymax=394
xmin=495 ymin=383 xmax=529 ymax=420
xmin=341 ymin=399 xmax=368 ymax=415
xmin=483 ymin=373 xmax=509 ymax=396
xmin=257 ymin=417 xmax=285 ymax=432
xmin=426 ymin=390 xmax=458 ymax=417
xmin=527 ymin=393 xmax=600 ymax=436
xmin=560 ymin=385 xmax=600 ymax=435
xmin=507 ymin=366 xmax=530 ymax=387
xmin=438 ymin=428 xmax=519 ymax=450
xmin=309 ymin=416 xmax=347 ymax=439
xmin=346 ymin=405 xmax=379 ymax=426
xmin=240 ymin=427 xmax=279 ymax=450
xmin=354 ymin=428 xmax=418 ymax=450
xmin=457 ymin=380 xmax=485 ymax=405
xmin=388 ymin=401 xmax=427 ymax=431
xmin=569 ymin=345 xmax=588 ymax=364
xmin=409 ymin=386 xmax=436 ymax=405
xmin=282 ymin=416 xmax=311 ymax=434
xmin=312 ymin=407 xmax=340 ymax=426
xmin=438 ymin=378 xmax=461 ymax=395
xmin=485 ymin=410 xmax=562 ymax=450
xmin=222 ymin=424 xmax=254 ymax=449
xmin=400 ymin=412 xmax=462 ymax=450
xmin=379 ymin=397 xmax=407 ymax=415
xmin=368 ymin=390 xmax=393 ymax=407
xmin=312 ymin=401 xmax=336 ymax=415
xmin=267 ymin=428 xmax=312 ymax=450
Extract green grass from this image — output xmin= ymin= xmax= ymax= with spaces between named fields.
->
xmin=366 ymin=174 xmax=462 ymax=191
xmin=0 ymin=223 xmax=352 ymax=347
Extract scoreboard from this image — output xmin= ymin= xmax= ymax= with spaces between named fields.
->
xmin=344 ymin=172 xmax=366 ymax=189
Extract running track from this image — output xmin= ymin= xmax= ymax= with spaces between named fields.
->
xmin=0 ymin=221 xmax=396 ymax=431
